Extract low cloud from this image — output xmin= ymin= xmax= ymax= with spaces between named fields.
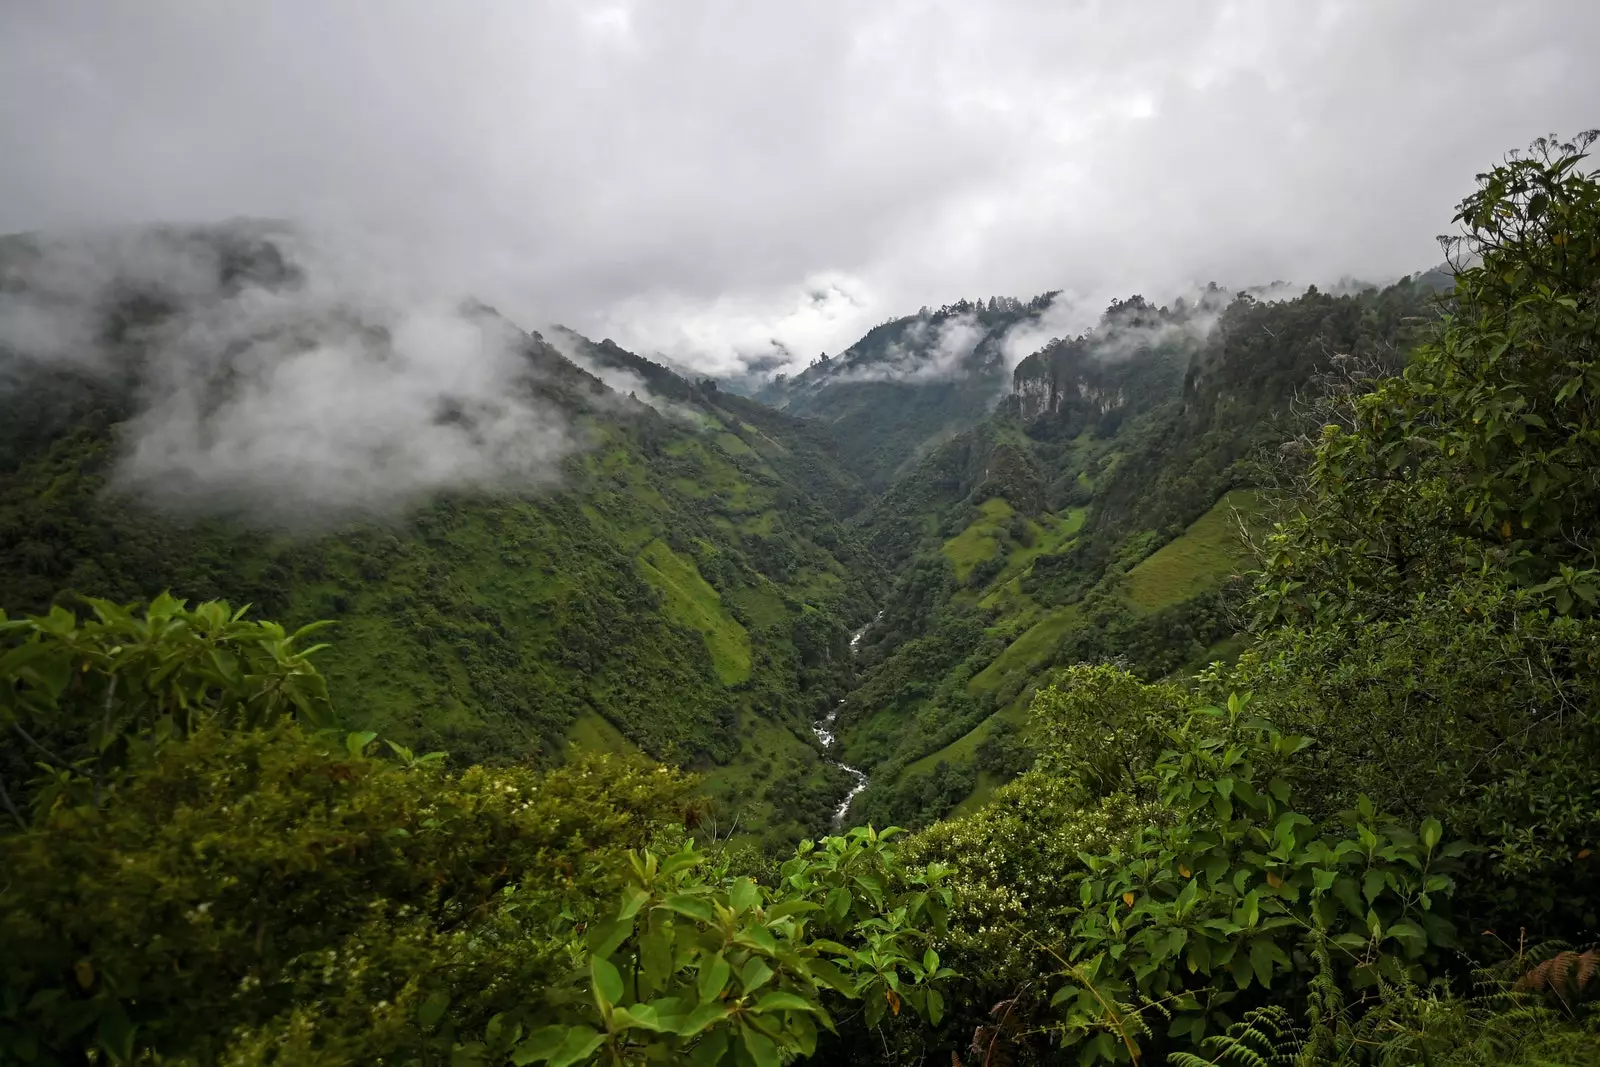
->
xmin=0 ymin=225 xmax=575 ymax=524
xmin=819 ymin=311 xmax=991 ymax=385
xmin=999 ymin=277 xmax=1370 ymax=369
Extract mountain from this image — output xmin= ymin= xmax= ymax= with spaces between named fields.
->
xmin=751 ymin=294 xmax=1061 ymax=488
xmin=0 ymin=225 xmax=881 ymax=846
xmin=834 ymin=275 xmax=1445 ymax=827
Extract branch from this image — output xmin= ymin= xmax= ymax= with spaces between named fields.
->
xmin=10 ymin=722 xmax=69 ymax=769
xmin=0 ymin=769 xmax=24 ymax=830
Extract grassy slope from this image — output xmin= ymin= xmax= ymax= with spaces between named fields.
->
xmin=1125 ymin=490 xmax=1264 ymax=612
xmin=637 ymin=538 xmax=752 ymax=685
xmin=941 ymin=498 xmax=1014 ymax=581
xmin=857 ymin=489 xmax=1260 ymax=818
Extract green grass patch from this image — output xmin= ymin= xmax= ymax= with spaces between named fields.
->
xmin=738 ymin=510 xmax=779 ymax=537
xmin=727 ymin=584 xmax=790 ymax=630
xmin=1124 ymin=490 xmax=1265 ymax=613
xmin=714 ymin=431 xmax=759 ymax=458
xmin=969 ymin=606 xmax=1081 ymax=694
xmin=637 ymin=539 xmax=752 ymax=685
xmin=567 ymin=710 xmax=639 ymax=755
xmin=990 ymin=506 xmax=1086 ymax=588
xmin=941 ymin=498 xmax=1015 ymax=581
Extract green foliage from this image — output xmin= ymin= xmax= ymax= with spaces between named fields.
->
xmin=1030 ymin=665 xmax=1189 ymax=801
xmin=1243 ymin=132 xmax=1600 ymax=940
xmin=1048 ymin=693 xmax=1462 ymax=1062
xmin=513 ymin=827 xmax=956 ymax=1066
xmin=0 ymin=604 xmax=953 ymax=1067
xmin=0 ymin=593 xmax=333 ymax=820
xmin=0 ymin=721 xmax=696 ymax=1066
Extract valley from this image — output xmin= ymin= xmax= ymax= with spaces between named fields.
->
xmin=8 ymin=132 xmax=1600 ymax=1065
xmin=0 ymin=225 xmax=1449 ymax=846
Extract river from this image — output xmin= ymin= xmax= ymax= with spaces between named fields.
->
xmin=813 ymin=612 xmax=881 ymax=828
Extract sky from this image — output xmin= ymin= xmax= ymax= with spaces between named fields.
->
xmin=2 ymin=1 xmax=1597 ymax=377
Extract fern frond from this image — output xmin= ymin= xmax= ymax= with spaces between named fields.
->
xmin=1167 ymin=1006 xmax=1300 ymax=1067
xmin=1516 ymin=947 xmax=1600 ymax=1002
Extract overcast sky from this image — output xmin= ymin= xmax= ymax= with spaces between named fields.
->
xmin=2 ymin=1 xmax=1596 ymax=375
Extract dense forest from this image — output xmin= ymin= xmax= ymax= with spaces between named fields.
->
xmin=4 ymin=132 xmax=1600 ymax=1064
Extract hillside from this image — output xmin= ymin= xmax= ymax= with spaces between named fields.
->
xmin=836 ymin=276 xmax=1445 ymax=827
xmin=0 ymin=226 xmax=881 ymax=846
xmin=751 ymin=294 xmax=1059 ymax=488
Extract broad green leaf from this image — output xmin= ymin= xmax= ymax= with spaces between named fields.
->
xmin=417 ymin=990 xmax=451 ymax=1029
xmin=662 ymin=895 xmax=716 ymax=923
xmin=752 ymin=990 xmax=819 ymax=1014
xmin=612 ymin=1004 xmax=671 ymax=1032
xmin=698 ymin=952 xmax=730 ymax=1003
xmin=586 ymin=916 xmax=635 ymax=959
xmin=740 ymin=958 xmax=774 ymax=993
xmin=675 ymin=1002 xmax=730 ymax=1038
xmin=741 ymin=1027 xmax=781 ymax=1067
xmin=802 ymin=956 xmax=855 ymax=996
xmin=590 ymin=955 xmax=624 ymax=1010
xmin=729 ymin=877 xmax=759 ymax=914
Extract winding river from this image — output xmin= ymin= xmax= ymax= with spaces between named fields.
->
xmin=814 ymin=613 xmax=881 ymax=828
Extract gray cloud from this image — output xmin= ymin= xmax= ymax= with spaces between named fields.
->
xmin=1 ymin=1 xmax=1596 ymax=377
xmin=0 ymin=227 xmax=574 ymax=523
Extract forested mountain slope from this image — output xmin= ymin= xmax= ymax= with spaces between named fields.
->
xmin=0 ymin=227 xmax=879 ymax=844
xmin=837 ymin=274 xmax=1447 ymax=827
xmin=752 ymin=294 xmax=1059 ymax=488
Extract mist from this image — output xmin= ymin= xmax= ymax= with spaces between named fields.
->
xmin=0 ymin=226 xmax=575 ymax=524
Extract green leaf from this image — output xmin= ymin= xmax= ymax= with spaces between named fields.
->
xmin=612 ymin=1004 xmax=673 ymax=1032
xmin=590 ymin=955 xmax=624 ymax=1010
xmin=639 ymin=925 xmax=674 ymax=993
xmin=698 ymin=952 xmax=731 ymax=1003
xmin=740 ymin=958 xmax=775 ymax=993
xmin=345 ymin=730 xmax=377 ymax=757
xmin=753 ymin=990 xmax=819 ymax=1014
xmin=688 ymin=1028 xmax=729 ymax=1067
xmin=803 ymin=956 xmax=856 ymax=996
xmin=1388 ymin=919 xmax=1429 ymax=957
xmin=1333 ymin=875 xmax=1365 ymax=917
xmin=1420 ymin=817 xmax=1442 ymax=852
xmin=729 ymin=877 xmax=760 ymax=914
xmin=417 ymin=990 xmax=451 ymax=1029
xmin=513 ymin=1026 xmax=603 ymax=1067
xmin=1249 ymin=939 xmax=1276 ymax=990
xmin=660 ymin=847 xmax=705 ymax=877
xmin=586 ymin=916 xmax=635 ymax=959
xmin=742 ymin=1028 xmax=781 ymax=1067
xmin=764 ymin=899 xmax=821 ymax=921
xmin=826 ymin=886 xmax=852 ymax=923
xmin=675 ymin=1002 xmax=730 ymax=1038
xmin=926 ymin=986 xmax=945 ymax=1026
xmin=663 ymin=895 xmax=716 ymax=922
xmin=617 ymin=885 xmax=650 ymax=920
xmin=510 ymin=1026 xmax=564 ymax=1065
